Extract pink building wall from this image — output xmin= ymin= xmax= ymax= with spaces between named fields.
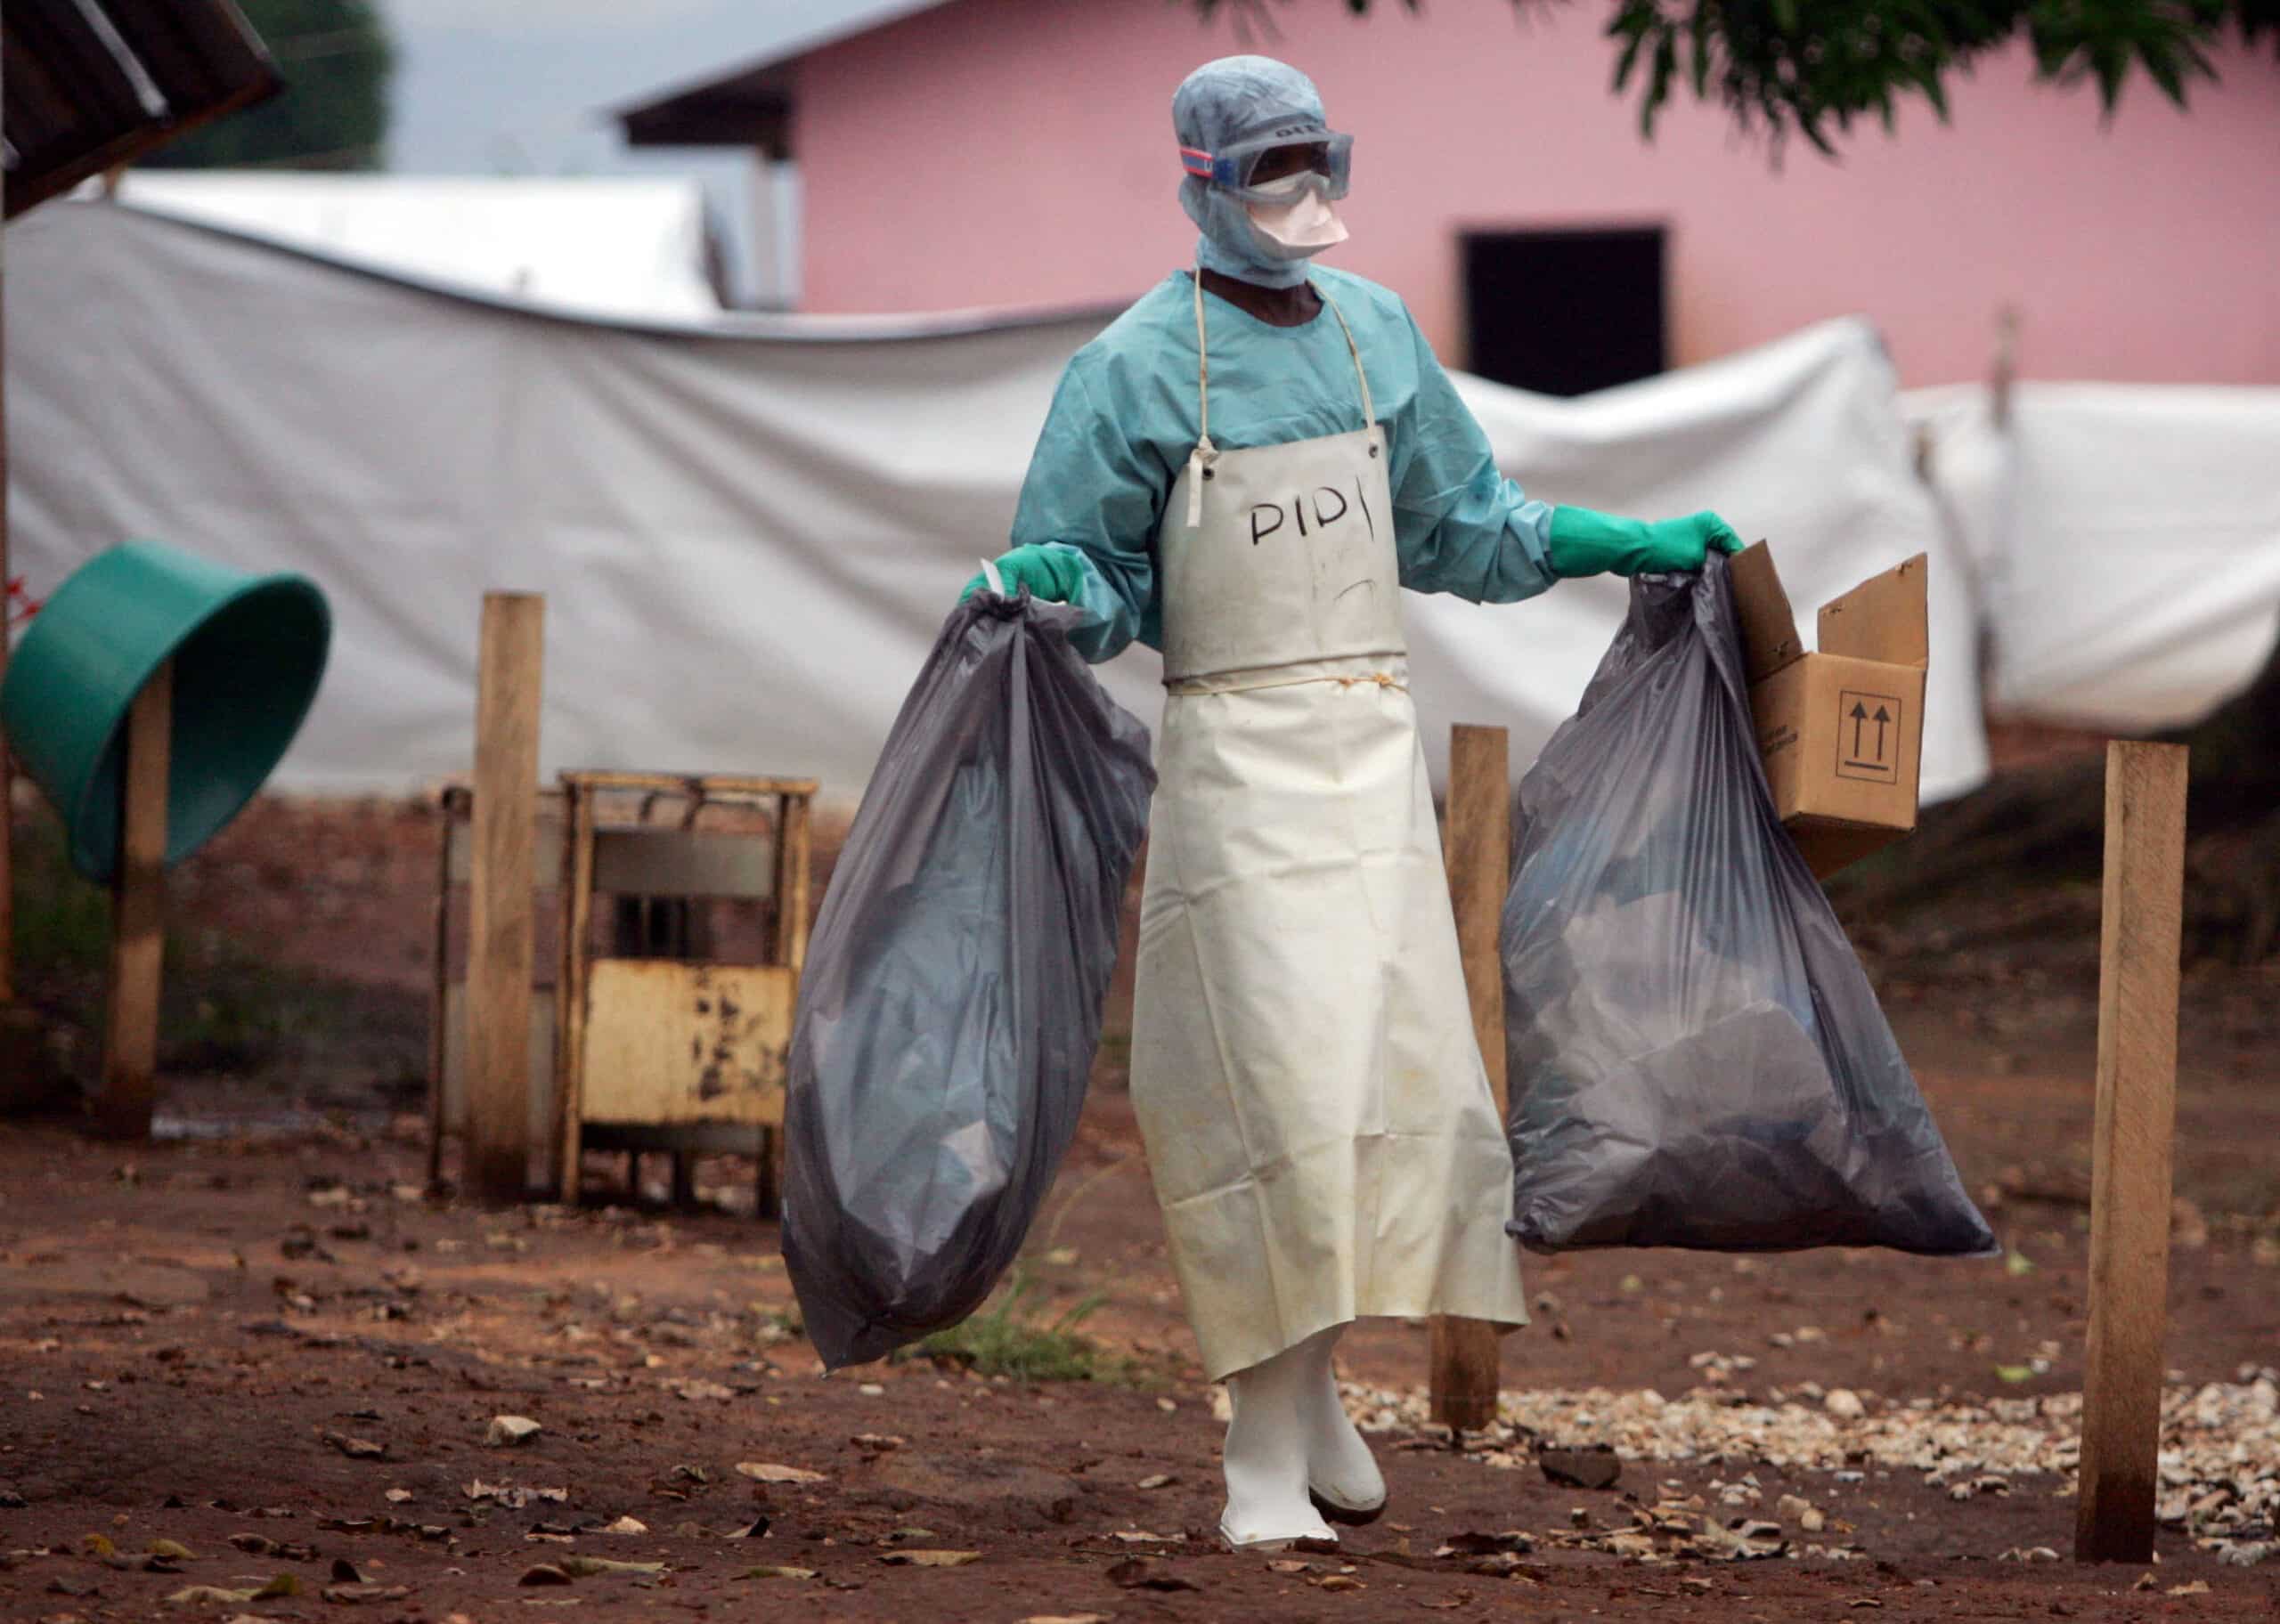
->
xmin=794 ymin=0 xmax=2280 ymax=386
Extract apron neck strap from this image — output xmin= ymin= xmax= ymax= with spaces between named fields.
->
xmin=1315 ymin=285 xmax=1377 ymax=430
xmin=1189 ymin=271 xmax=1379 ymax=443
xmin=1191 ymin=271 xmax=1215 ymax=455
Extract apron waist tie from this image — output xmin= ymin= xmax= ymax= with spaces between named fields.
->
xmin=1166 ymin=659 xmax=1410 ymax=698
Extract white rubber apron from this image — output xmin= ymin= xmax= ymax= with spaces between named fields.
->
xmin=1129 ymin=277 xmax=1529 ymax=1382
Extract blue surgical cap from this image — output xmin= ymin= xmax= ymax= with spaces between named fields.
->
xmin=1173 ymin=55 xmax=1336 ymax=290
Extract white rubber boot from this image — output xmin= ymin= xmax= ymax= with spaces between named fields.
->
xmin=1299 ymin=1325 xmax=1387 ymax=1525
xmin=1219 ymin=1341 xmax=1338 ymax=1550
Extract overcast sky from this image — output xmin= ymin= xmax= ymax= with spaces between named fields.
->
xmin=378 ymin=0 xmax=916 ymax=299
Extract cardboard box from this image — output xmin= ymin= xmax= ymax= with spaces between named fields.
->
xmin=1728 ymin=544 xmax=1928 ymax=879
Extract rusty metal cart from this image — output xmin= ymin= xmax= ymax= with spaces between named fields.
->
xmin=553 ymin=771 xmax=815 ymax=1214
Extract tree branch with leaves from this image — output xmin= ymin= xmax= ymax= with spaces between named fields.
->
xmin=1191 ymin=0 xmax=2278 ymax=153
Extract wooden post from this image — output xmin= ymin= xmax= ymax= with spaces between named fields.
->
xmin=2075 ymin=741 xmax=2187 ymax=1564
xmin=96 ymin=662 xmax=172 ymax=1138
xmin=1430 ymin=724 xmax=1511 ymax=1432
xmin=467 ymin=593 xmax=544 ymax=1200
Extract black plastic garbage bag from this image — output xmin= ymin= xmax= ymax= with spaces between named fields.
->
xmin=1502 ymin=555 xmax=1995 ymax=1256
xmin=783 ymin=591 xmax=1156 ymax=1368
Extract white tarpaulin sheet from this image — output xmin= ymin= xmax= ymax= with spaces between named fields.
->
xmin=104 ymin=175 xmax=723 ymax=321
xmin=7 ymin=204 xmax=1986 ymax=805
xmin=1908 ymin=382 xmax=2280 ymax=731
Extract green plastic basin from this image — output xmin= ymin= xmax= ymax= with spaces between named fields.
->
xmin=1 ymin=540 xmax=330 ymax=882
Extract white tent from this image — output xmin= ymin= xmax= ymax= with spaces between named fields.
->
xmin=6 ymin=202 xmax=1987 ymax=806
xmin=103 ymin=173 xmax=724 ymax=321
xmin=1907 ymin=382 xmax=2280 ymax=732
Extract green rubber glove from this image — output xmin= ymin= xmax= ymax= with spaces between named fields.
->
xmin=1545 ymin=508 xmax=1744 ymax=579
xmin=960 ymin=543 xmax=1092 ymax=605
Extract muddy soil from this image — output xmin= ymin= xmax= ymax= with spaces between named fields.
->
xmin=4 ymin=781 xmax=2278 ymax=1621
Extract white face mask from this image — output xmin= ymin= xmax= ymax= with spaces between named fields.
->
xmin=1243 ymin=173 xmax=1349 ymax=260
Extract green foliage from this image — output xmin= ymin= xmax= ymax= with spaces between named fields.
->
xmin=10 ymin=802 xmax=396 ymax=1082
xmin=905 ymin=1272 xmax=1119 ymax=1383
xmin=142 ymin=0 xmax=395 ymax=171
xmin=1189 ymin=0 xmax=2278 ymax=151
xmin=10 ymin=815 xmax=110 ymax=974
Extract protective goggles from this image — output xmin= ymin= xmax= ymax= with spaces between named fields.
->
xmin=1179 ymin=128 xmax=1353 ymax=203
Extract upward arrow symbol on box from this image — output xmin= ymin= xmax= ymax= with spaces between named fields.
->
xmin=1874 ymin=705 xmax=1891 ymax=759
xmin=1851 ymin=701 xmax=1869 ymax=757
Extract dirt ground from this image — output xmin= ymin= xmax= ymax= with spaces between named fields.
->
xmin=4 ymin=780 xmax=2278 ymax=1622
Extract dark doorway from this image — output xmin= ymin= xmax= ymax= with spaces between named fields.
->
xmin=1461 ymin=225 xmax=1668 ymax=396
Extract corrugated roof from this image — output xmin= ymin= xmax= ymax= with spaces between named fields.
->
xmin=4 ymin=0 xmax=280 ymax=219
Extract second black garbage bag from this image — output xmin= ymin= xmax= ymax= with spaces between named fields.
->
xmin=783 ymin=590 xmax=1156 ymax=1368
xmin=1502 ymin=554 xmax=1994 ymax=1256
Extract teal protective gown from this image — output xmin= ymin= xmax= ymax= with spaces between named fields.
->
xmin=1011 ymin=267 xmax=1559 ymax=663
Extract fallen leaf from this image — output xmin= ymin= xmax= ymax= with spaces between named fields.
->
xmin=1465 ymin=1553 xmax=1538 ymax=1579
xmin=738 ymin=1564 xmax=818 ymax=1581
xmin=2132 ymin=1572 xmax=2161 ymax=1592
xmin=1848 ymin=1600 xmax=1885 ymax=1610
xmin=227 ymin=1535 xmax=275 ymax=1556
xmin=323 ymin=1584 xmax=413 ymax=1604
xmin=519 ymin=1564 xmax=574 ymax=1587
xmin=675 ymin=1381 xmax=735 ymax=1402
xmin=1107 ymin=1556 xmax=1201 ymax=1592
xmin=1138 ymin=1474 xmax=1177 ymax=1490
xmin=1993 ymin=1365 xmax=2034 ymax=1384
xmin=466 ymin=1481 xmax=570 ymax=1508
xmin=604 ymin=1517 xmax=647 ymax=1536
xmin=2168 ymin=1581 xmax=2211 ymax=1596
xmin=385 ymin=1490 xmax=414 ymax=1505
xmin=736 ymin=1462 xmax=826 ymax=1485
xmin=1266 ymin=1559 xmax=1317 ymax=1574
xmin=322 ymin=1431 xmax=387 ymax=1460
xmin=1436 ymin=1531 xmax=1533 ymax=1557
xmin=146 ymin=1539 xmax=199 ymax=1561
xmin=2005 ymin=1250 xmax=2036 ymax=1277
xmin=879 ymin=1549 xmax=981 ymax=1568
xmin=1314 ymin=1573 xmax=1365 ymax=1592
xmin=163 ymin=1574 xmax=299 ymax=1606
xmin=487 ymin=1416 xmax=544 ymax=1449
xmin=851 ymin=1433 xmax=906 ymax=1452
xmin=80 ymin=1534 xmax=115 ymax=1557
xmin=559 ymin=1556 xmax=665 ymax=1578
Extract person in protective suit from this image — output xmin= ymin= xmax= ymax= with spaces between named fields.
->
xmin=964 ymin=54 xmax=1741 ymax=1550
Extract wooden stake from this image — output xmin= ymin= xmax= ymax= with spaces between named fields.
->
xmin=97 ymin=662 xmax=172 ymax=1139
xmin=1430 ymin=723 xmax=1512 ymax=1433
xmin=467 ymin=593 xmax=543 ymax=1200
xmin=2075 ymin=741 xmax=2187 ymax=1564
